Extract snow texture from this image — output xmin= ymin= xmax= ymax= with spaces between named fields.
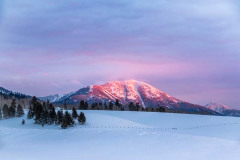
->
xmin=1 ymin=110 xmax=240 ymax=160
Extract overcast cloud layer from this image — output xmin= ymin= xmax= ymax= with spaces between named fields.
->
xmin=0 ymin=0 xmax=240 ymax=108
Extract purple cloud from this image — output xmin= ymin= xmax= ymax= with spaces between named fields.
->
xmin=0 ymin=0 xmax=240 ymax=108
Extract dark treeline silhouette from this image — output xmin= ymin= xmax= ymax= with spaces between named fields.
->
xmin=27 ymin=96 xmax=86 ymax=129
xmin=75 ymin=99 xmax=166 ymax=113
xmin=0 ymin=87 xmax=30 ymax=100
xmin=0 ymin=99 xmax=24 ymax=120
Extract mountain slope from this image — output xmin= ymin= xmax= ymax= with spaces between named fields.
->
xmin=41 ymin=80 xmax=217 ymax=115
xmin=39 ymin=94 xmax=67 ymax=103
xmin=206 ymin=103 xmax=240 ymax=117
xmin=0 ymin=86 xmax=30 ymax=98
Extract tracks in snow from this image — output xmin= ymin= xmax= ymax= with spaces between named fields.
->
xmin=78 ymin=122 xmax=240 ymax=131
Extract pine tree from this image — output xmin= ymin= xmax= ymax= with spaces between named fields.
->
xmin=61 ymin=118 xmax=67 ymax=129
xmin=128 ymin=102 xmax=136 ymax=111
xmin=78 ymin=112 xmax=86 ymax=124
xmin=46 ymin=99 xmax=50 ymax=110
xmin=159 ymin=107 xmax=166 ymax=112
xmin=16 ymin=104 xmax=24 ymax=117
xmin=115 ymin=99 xmax=120 ymax=106
xmin=64 ymin=111 xmax=74 ymax=126
xmin=27 ymin=106 xmax=34 ymax=119
xmin=40 ymin=109 xmax=46 ymax=126
xmin=31 ymin=96 xmax=38 ymax=115
xmin=136 ymin=103 xmax=140 ymax=111
xmin=72 ymin=107 xmax=78 ymax=119
xmin=34 ymin=102 xmax=43 ymax=124
xmin=84 ymin=101 xmax=88 ymax=110
xmin=8 ymin=106 xmax=15 ymax=118
xmin=79 ymin=100 xmax=85 ymax=110
xmin=49 ymin=103 xmax=56 ymax=124
xmin=22 ymin=119 xmax=25 ymax=125
xmin=109 ymin=101 xmax=113 ymax=110
xmin=104 ymin=102 xmax=108 ymax=110
xmin=44 ymin=110 xmax=49 ymax=124
xmin=10 ymin=99 xmax=16 ymax=116
xmin=56 ymin=110 xmax=63 ymax=125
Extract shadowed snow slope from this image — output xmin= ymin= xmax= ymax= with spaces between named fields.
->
xmin=1 ymin=110 xmax=240 ymax=160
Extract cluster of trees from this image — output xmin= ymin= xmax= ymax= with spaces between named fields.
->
xmin=27 ymin=97 xmax=86 ymax=129
xmin=0 ymin=99 xmax=24 ymax=120
xmin=78 ymin=99 xmax=123 ymax=110
xmin=77 ymin=99 xmax=165 ymax=112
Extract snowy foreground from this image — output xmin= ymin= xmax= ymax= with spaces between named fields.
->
xmin=1 ymin=111 xmax=240 ymax=160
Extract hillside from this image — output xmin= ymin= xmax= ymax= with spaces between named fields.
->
xmin=40 ymin=80 xmax=217 ymax=115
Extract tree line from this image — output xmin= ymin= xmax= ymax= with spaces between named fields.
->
xmin=71 ymin=99 xmax=166 ymax=112
xmin=0 ymin=99 xmax=24 ymax=120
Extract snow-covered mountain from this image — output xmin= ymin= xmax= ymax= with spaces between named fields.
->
xmin=206 ymin=103 xmax=232 ymax=114
xmin=206 ymin=103 xmax=240 ymax=117
xmin=38 ymin=94 xmax=66 ymax=103
xmin=41 ymin=80 xmax=217 ymax=115
xmin=0 ymin=87 xmax=13 ymax=95
xmin=38 ymin=92 xmax=73 ymax=103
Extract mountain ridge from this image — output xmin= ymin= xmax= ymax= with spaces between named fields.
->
xmin=206 ymin=102 xmax=240 ymax=117
xmin=39 ymin=80 xmax=218 ymax=115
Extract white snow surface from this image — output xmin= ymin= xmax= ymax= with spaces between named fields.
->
xmin=1 ymin=111 xmax=240 ymax=160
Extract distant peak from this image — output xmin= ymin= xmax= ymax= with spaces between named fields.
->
xmin=206 ymin=102 xmax=233 ymax=110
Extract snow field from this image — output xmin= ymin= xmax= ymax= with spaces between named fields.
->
xmin=1 ymin=110 xmax=240 ymax=160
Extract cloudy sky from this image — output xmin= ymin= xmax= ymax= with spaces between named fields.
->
xmin=0 ymin=0 xmax=240 ymax=108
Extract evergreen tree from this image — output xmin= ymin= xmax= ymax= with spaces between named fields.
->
xmin=109 ymin=101 xmax=113 ymax=110
xmin=46 ymin=99 xmax=50 ymax=110
xmin=43 ymin=110 xmax=49 ymax=124
xmin=8 ymin=106 xmax=15 ymax=118
xmin=49 ymin=103 xmax=56 ymax=124
xmin=136 ymin=103 xmax=140 ymax=111
xmin=72 ymin=107 xmax=78 ymax=119
xmin=10 ymin=99 xmax=16 ymax=116
xmin=78 ymin=112 xmax=86 ymax=124
xmin=61 ymin=117 xmax=67 ymax=129
xmin=56 ymin=110 xmax=63 ymax=125
xmin=2 ymin=104 xmax=9 ymax=119
xmin=27 ymin=106 xmax=34 ymax=119
xmin=40 ymin=109 xmax=46 ymax=126
xmin=159 ymin=107 xmax=166 ymax=112
xmin=34 ymin=102 xmax=43 ymax=124
xmin=79 ymin=100 xmax=85 ymax=110
xmin=128 ymin=102 xmax=136 ymax=111
xmin=42 ymin=102 xmax=47 ymax=111
xmin=16 ymin=104 xmax=24 ymax=117
xmin=91 ymin=103 xmax=97 ymax=110
xmin=22 ymin=119 xmax=25 ymax=125
xmin=64 ymin=111 xmax=74 ymax=126
xmin=31 ymin=96 xmax=38 ymax=114
xmin=84 ymin=101 xmax=88 ymax=110
xmin=115 ymin=99 xmax=120 ymax=106
xmin=104 ymin=102 xmax=108 ymax=110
